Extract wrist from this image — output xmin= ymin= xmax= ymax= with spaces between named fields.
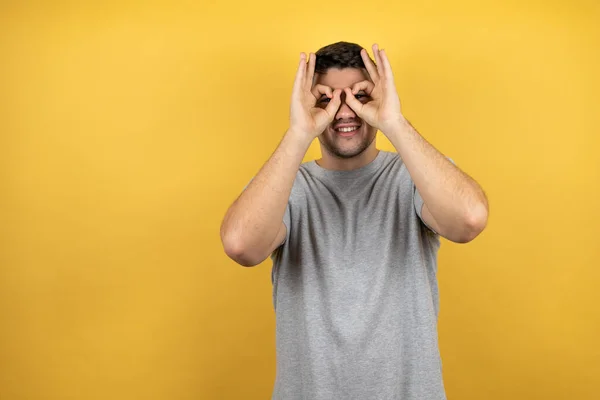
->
xmin=384 ymin=115 xmax=411 ymax=139
xmin=283 ymin=128 xmax=314 ymax=152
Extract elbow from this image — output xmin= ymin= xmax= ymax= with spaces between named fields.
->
xmin=221 ymin=235 xmax=264 ymax=267
xmin=456 ymin=202 xmax=489 ymax=243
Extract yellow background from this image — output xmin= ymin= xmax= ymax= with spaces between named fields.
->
xmin=1 ymin=1 xmax=599 ymax=399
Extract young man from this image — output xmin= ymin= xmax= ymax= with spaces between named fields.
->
xmin=220 ymin=41 xmax=488 ymax=400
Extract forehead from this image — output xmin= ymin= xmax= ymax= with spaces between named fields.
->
xmin=314 ymin=68 xmax=370 ymax=89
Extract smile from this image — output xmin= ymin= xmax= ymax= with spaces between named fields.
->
xmin=336 ymin=126 xmax=359 ymax=133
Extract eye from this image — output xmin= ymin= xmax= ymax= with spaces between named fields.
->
xmin=318 ymin=97 xmax=331 ymax=104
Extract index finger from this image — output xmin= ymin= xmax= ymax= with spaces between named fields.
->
xmin=351 ymin=80 xmax=375 ymax=95
xmin=311 ymin=83 xmax=333 ymax=100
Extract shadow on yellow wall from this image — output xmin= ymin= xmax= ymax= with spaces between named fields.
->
xmin=0 ymin=1 xmax=598 ymax=399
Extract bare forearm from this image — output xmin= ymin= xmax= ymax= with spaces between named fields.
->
xmin=387 ymin=117 xmax=488 ymax=238
xmin=220 ymin=130 xmax=311 ymax=262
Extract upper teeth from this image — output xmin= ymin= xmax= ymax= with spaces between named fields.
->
xmin=338 ymin=126 xmax=358 ymax=133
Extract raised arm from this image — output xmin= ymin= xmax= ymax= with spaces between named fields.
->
xmin=220 ymin=52 xmax=342 ymax=266
xmin=343 ymin=44 xmax=488 ymax=243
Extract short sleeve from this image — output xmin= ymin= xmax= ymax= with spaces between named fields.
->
xmin=413 ymin=186 xmax=439 ymax=235
xmin=281 ymin=202 xmax=291 ymax=246
xmin=269 ymin=197 xmax=291 ymax=261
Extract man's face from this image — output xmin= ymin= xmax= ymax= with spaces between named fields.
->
xmin=313 ymin=68 xmax=377 ymax=159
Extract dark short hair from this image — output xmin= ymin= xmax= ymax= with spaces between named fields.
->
xmin=314 ymin=41 xmax=375 ymax=74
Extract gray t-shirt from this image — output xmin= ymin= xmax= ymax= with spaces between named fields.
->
xmin=268 ymin=149 xmax=446 ymax=400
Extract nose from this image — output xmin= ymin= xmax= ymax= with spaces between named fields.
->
xmin=335 ymin=92 xmax=356 ymax=120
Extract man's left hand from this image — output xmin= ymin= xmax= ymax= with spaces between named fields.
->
xmin=344 ymin=44 xmax=405 ymax=137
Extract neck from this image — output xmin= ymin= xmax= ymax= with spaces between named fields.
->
xmin=316 ymin=145 xmax=380 ymax=171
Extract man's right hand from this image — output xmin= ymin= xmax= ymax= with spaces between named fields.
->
xmin=288 ymin=52 xmax=342 ymax=140
xmin=221 ymin=52 xmax=340 ymax=267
